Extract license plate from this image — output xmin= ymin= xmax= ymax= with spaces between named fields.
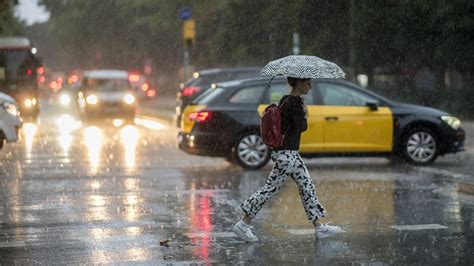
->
xmin=103 ymin=106 xmax=120 ymax=112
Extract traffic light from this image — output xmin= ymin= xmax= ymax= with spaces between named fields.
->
xmin=183 ymin=19 xmax=196 ymax=47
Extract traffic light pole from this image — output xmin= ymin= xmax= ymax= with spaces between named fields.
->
xmin=183 ymin=44 xmax=191 ymax=81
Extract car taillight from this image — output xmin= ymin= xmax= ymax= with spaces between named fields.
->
xmin=188 ymin=111 xmax=211 ymax=122
xmin=146 ymin=89 xmax=156 ymax=98
xmin=182 ymin=86 xmax=201 ymax=97
xmin=129 ymin=74 xmax=140 ymax=82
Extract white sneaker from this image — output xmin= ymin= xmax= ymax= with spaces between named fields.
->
xmin=232 ymin=221 xmax=258 ymax=242
xmin=315 ymin=223 xmax=345 ymax=239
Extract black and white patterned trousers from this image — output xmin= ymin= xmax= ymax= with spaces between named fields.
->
xmin=240 ymin=150 xmax=327 ymax=223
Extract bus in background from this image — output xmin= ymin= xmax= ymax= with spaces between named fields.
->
xmin=0 ymin=36 xmax=42 ymax=121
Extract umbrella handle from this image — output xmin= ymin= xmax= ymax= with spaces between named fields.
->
xmin=266 ymin=76 xmax=276 ymax=90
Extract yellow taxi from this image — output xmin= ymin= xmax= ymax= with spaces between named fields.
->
xmin=178 ymin=77 xmax=465 ymax=169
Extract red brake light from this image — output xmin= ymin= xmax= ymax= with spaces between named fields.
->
xmin=188 ymin=112 xmax=211 ymax=122
xmin=141 ymin=83 xmax=149 ymax=91
xmin=27 ymin=69 xmax=32 ymax=75
xmin=129 ymin=74 xmax=140 ymax=82
xmin=146 ymin=89 xmax=156 ymax=97
xmin=182 ymin=86 xmax=201 ymax=97
xmin=68 ymin=75 xmax=79 ymax=84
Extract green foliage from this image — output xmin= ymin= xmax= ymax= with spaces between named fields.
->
xmin=23 ymin=0 xmax=472 ymax=98
xmin=0 ymin=0 xmax=24 ymax=35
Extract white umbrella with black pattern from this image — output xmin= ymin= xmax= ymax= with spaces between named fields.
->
xmin=258 ymin=55 xmax=346 ymax=79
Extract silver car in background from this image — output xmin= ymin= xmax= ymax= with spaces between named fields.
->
xmin=77 ymin=70 xmax=136 ymax=123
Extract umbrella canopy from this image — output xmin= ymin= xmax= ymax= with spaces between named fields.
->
xmin=258 ymin=55 xmax=345 ymax=79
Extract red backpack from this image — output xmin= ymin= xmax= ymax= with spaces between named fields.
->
xmin=260 ymin=97 xmax=290 ymax=149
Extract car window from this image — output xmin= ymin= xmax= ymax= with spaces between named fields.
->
xmin=318 ymin=83 xmax=378 ymax=106
xmin=263 ymin=82 xmax=315 ymax=105
xmin=228 ymin=86 xmax=264 ymax=104
xmin=231 ymin=71 xmax=258 ymax=80
xmin=193 ymin=87 xmax=225 ymax=104
xmin=194 ymin=71 xmax=258 ymax=86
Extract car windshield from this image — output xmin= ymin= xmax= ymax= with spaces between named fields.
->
xmin=192 ymin=87 xmax=225 ymax=104
xmin=85 ymin=78 xmax=130 ymax=92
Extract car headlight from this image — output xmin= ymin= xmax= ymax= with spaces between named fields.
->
xmin=23 ymin=98 xmax=37 ymax=108
xmin=86 ymin=94 xmax=98 ymax=105
xmin=24 ymin=99 xmax=33 ymax=108
xmin=123 ymin=94 xmax=135 ymax=104
xmin=2 ymin=101 xmax=19 ymax=117
xmin=441 ymin=116 xmax=461 ymax=130
xmin=60 ymin=94 xmax=71 ymax=105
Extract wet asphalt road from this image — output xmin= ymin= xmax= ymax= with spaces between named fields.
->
xmin=0 ymin=101 xmax=473 ymax=264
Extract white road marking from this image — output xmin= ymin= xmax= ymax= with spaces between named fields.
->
xmin=0 ymin=241 xmax=26 ymax=248
xmin=287 ymin=229 xmax=315 ymax=235
xmin=390 ymin=224 xmax=448 ymax=231
xmin=416 ymin=167 xmax=472 ymax=180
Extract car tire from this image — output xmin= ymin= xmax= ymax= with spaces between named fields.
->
xmin=401 ymin=127 xmax=439 ymax=166
xmin=234 ymin=132 xmax=270 ymax=170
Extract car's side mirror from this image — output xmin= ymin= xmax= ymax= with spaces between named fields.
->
xmin=366 ymin=101 xmax=379 ymax=111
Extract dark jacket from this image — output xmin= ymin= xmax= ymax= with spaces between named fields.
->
xmin=277 ymin=95 xmax=308 ymax=150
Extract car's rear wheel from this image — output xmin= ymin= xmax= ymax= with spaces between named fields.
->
xmin=234 ymin=133 xmax=270 ymax=170
xmin=401 ymin=127 xmax=438 ymax=165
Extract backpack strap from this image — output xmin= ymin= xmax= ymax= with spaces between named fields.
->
xmin=278 ymin=96 xmax=293 ymax=141
xmin=278 ymin=96 xmax=291 ymax=108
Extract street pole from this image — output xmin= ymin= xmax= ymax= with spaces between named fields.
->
xmin=180 ymin=7 xmax=195 ymax=82
xmin=292 ymin=32 xmax=300 ymax=55
xmin=183 ymin=44 xmax=190 ymax=81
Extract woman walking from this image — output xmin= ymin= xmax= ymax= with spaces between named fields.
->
xmin=233 ymin=77 xmax=344 ymax=242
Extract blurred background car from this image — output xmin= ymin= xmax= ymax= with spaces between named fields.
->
xmin=54 ymin=71 xmax=82 ymax=110
xmin=0 ymin=36 xmax=42 ymax=121
xmin=0 ymin=92 xmax=21 ymax=150
xmin=178 ymin=77 xmax=465 ymax=169
xmin=175 ymin=67 xmax=260 ymax=127
xmin=77 ymin=70 xmax=136 ymax=123
xmin=128 ymin=72 xmax=157 ymax=101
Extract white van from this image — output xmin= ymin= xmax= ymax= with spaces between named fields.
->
xmin=0 ymin=92 xmax=22 ymax=149
xmin=77 ymin=70 xmax=136 ymax=122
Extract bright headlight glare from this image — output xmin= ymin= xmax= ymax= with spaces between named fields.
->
xmin=60 ymin=94 xmax=71 ymax=105
xmin=2 ymin=102 xmax=18 ymax=116
xmin=441 ymin=116 xmax=461 ymax=130
xmin=124 ymin=94 xmax=135 ymax=104
xmin=86 ymin=95 xmax=98 ymax=105
xmin=24 ymin=99 xmax=32 ymax=108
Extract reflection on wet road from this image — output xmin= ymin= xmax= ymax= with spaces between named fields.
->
xmin=0 ymin=105 xmax=473 ymax=264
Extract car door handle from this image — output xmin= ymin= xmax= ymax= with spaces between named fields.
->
xmin=325 ymin=116 xmax=339 ymax=121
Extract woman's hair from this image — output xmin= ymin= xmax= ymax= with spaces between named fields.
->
xmin=287 ymin=77 xmax=310 ymax=87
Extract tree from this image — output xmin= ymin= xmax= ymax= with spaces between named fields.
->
xmin=0 ymin=0 xmax=23 ymax=35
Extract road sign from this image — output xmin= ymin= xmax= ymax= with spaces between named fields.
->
xmin=179 ymin=7 xmax=192 ymax=20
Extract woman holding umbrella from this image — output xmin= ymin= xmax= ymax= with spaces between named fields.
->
xmin=232 ymin=55 xmax=346 ymax=242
